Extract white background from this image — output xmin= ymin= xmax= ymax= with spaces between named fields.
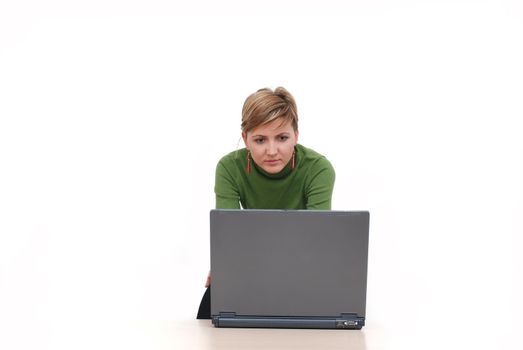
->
xmin=1 ymin=1 xmax=522 ymax=349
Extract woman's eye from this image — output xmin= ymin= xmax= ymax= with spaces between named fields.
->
xmin=254 ymin=139 xmax=264 ymax=144
xmin=279 ymin=136 xmax=289 ymax=141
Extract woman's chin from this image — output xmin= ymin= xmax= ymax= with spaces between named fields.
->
xmin=261 ymin=165 xmax=284 ymax=174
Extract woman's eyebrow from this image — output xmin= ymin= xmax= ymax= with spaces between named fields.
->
xmin=251 ymin=132 xmax=289 ymax=138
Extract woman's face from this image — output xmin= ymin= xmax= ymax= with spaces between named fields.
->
xmin=242 ymin=118 xmax=299 ymax=174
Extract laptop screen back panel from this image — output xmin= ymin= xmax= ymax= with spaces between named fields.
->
xmin=210 ymin=210 xmax=369 ymax=320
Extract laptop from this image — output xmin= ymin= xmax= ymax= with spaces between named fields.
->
xmin=210 ymin=209 xmax=370 ymax=329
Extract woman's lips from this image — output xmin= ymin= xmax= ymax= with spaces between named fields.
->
xmin=264 ymin=159 xmax=280 ymax=165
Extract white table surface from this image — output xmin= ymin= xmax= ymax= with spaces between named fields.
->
xmin=1 ymin=317 xmax=521 ymax=350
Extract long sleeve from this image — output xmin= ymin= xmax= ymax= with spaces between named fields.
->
xmin=214 ymin=161 xmax=241 ymax=209
xmin=305 ymin=157 xmax=335 ymax=210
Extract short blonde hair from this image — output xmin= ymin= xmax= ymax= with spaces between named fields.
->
xmin=241 ymin=87 xmax=298 ymax=134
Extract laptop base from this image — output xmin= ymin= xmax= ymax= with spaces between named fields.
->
xmin=212 ymin=313 xmax=364 ymax=329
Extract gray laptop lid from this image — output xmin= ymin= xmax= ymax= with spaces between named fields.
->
xmin=210 ymin=210 xmax=369 ymax=320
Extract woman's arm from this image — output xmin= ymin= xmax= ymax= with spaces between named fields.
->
xmin=305 ymin=157 xmax=336 ymax=210
xmin=214 ymin=161 xmax=241 ymax=209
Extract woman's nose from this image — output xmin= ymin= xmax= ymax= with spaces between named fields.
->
xmin=266 ymin=141 xmax=277 ymax=156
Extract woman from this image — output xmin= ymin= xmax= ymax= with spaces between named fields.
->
xmin=197 ymin=87 xmax=335 ymax=319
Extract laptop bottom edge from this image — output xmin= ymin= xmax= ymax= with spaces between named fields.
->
xmin=212 ymin=314 xmax=364 ymax=329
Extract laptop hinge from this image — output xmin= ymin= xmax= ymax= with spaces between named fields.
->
xmin=212 ymin=312 xmax=237 ymax=326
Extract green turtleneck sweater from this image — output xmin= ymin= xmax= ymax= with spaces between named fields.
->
xmin=214 ymin=144 xmax=335 ymax=210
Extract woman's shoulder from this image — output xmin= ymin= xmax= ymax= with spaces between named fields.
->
xmin=297 ymin=144 xmax=335 ymax=188
xmin=216 ymin=148 xmax=248 ymax=171
xmin=297 ymin=144 xmax=333 ymax=168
